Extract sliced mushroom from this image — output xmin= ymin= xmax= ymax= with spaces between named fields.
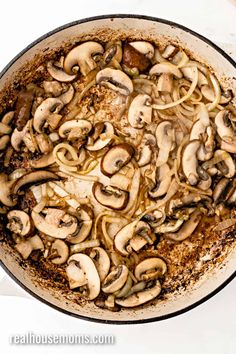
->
xmin=149 ymin=62 xmax=183 ymax=78
xmin=123 ymin=43 xmax=151 ymax=72
xmin=7 ymin=210 xmax=32 ymax=236
xmin=102 ymin=265 xmax=129 ymax=293
xmin=90 ymin=247 xmax=110 ymax=281
xmin=66 ymin=206 xmax=93 ymax=244
xmin=15 ymin=234 xmax=44 ymax=260
xmin=47 ymin=60 xmax=77 ymax=82
xmin=35 ymin=133 xmax=53 ymax=154
xmin=213 ymin=178 xmax=231 ymax=205
xmin=101 ymin=143 xmax=134 ymax=177
xmin=128 ymin=94 xmax=152 ymax=128
xmin=92 ymin=182 xmax=129 ymax=210
xmin=149 ymin=163 xmax=172 ymax=199
xmin=58 ymin=84 xmax=75 ymax=105
xmin=43 ymin=81 xmax=63 ymax=96
xmin=33 ymin=98 xmax=64 ymax=133
xmin=214 ymin=149 xmax=235 ymax=178
xmin=115 ymin=280 xmax=161 ymax=307
xmin=1 ymin=111 xmax=14 ymax=126
xmin=114 ymin=220 xmax=152 ymax=256
xmin=96 ymin=68 xmax=133 ymax=96
xmin=181 ymin=66 xmax=208 ymax=86
xmin=59 ymin=119 xmax=92 ymax=140
xmin=129 ymin=41 xmax=154 ymax=59
xmin=165 ymin=209 xmax=202 ymax=241
xmin=182 ymin=140 xmax=201 ymax=185
xmin=30 ymin=152 xmax=55 ymax=168
xmin=12 ymin=171 xmax=59 ymax=194
xmin=86 ymin=122 xmax=114 ymax=151
xmin=0 ymin=135 xmax=10 ymax=150
xmin=168 ymin=193 xmax=211 ymax=213
xmin=215 ymin=110 xmax=236 ymax=143
xmin=202 ymin=85 xmax=233 ymax=104
xmin=0 ymin=173 xmax=16 ymax=207
xmin=15 ymin=89 xmax=34 ymax=131
xmin=0 ymin=122 xmax=11 ymax=135
xmin=137 ymin=133 xmax=156 ymax=167
xmin=11 ymin=120 xmax=31 ymax=151
xmin=31 ymin=210 xmax=78 ymax=239
xmin=154 ymin=219 xmax=184 ymax=234
xmin=157 ymin=73 xmax=173 ymax=93
xmin=49 ymin=239 xmax=69 ymax=265
xmin=155 ymin=121 xmax=175 ymax=165
xmin=64 ymin=41 xmax=104 ymax=76
xmin=66 ymin=253 xmax=100 ymax=300
xmin=135 ymin=258 xmax=167 ymax=281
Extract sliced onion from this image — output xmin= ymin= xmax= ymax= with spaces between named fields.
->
xmin=58 ymin=168 xmax=98 ymax=181
xmin=33 ymin=197 xmax=47 ymax=213
xmin=206 ymin=74 xmax=221 ymax=111
xmin=70 ymin=239 xmax=100 ymax=254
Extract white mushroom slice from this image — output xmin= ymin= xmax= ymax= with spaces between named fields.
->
xmin=135 ymin=258 xmax=167 ymax=281
xmin=129 ymin=41 xmax=154 ymax=59
xmin=181 ymin=66 xmax=208 ymax=86
xmin=67 ymin=253 xmax=100 ymax=299
xmin=202 ymin=85 xmax=232 ymax=104
xmin=59 ymin=119 xmax=92 ymax=139
xmin=149 ymin=163 xmax=171 ymax=199
xmin=47 ymin=61 xmax=77 ymax=82
xmin=64 ymin=41 xmax=104 ymax=76
xmin=15 ymin=235 xmax=44 ymax=260
xmin=114 ymin=220 xmax=152 ymax=256
xmin=33 ymin=98 xmax=63 ymax=133
xmin=96 ymin=68 xmax=133 ymax=96
xmin=86 ymin=122 xmax=114 ymax=151
xmin=49 ymin=239 xmax=69 ymax=265
xmin=137 ymin=133 xmax=156 ymax=167
xmin=12 ymin=171 xmax=59 ymax=194
xmin=162 ymin=44 xmax=177 ymax=58
xmin=0 ymin=173 xmax=16 ymax=207
xmin=165 ymin=209 xmax=202 ymax=241
xmin=58 ymin=84 xmax=75 ymax=105
xmin=66 ymin=206 xmax=93 ymax=244
xmin=7 ymin=210 xmax=32 ymax=236
xmin=101 ymin=143 xmax=134 ymax=177
xmin=149 ymin=62 xmax=182 ymax=78
xmin=30 ymin=152 xmax=55 ymax=169
xmin=182 ymin=140 xmax=201 ymax=185
xmin=35 ymin=133 xmax=53 ymax=154
xmin=155 ymin=121 xmax=175 ymax=166
xmin=0 ymin=135 xmax=10 ymax=150
xmin=66 ymin=261 xmax=87 ymax=289
xmin=215 ymin=110 xmax=236 ymax=142
xmin=214 ymin=149 xmax=235 ymax=178
xmin=90 ymin=247 xmax=110 ymax=281
xmin=31 ymin=211 xmax=78 ymax=239
xmin=128 ymin=94 xmax=152 ymax=128
xmin=102 ymin=265 xmax=129 ymax=293
xmin=0 ymin=122 xmax=11 ymax=135
xmin=110 ymin=173 xmax=130 ymax=191
xmin=115 ymin=280 xmax=161 ymax=307
xmin=92 ymin=182 xmax=129 ymax=210
xmin=11 ymin=120 xmax=31 ymax=151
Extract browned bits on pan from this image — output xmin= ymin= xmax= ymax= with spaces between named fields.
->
xmin=15 ymin=90 xmax=34 ymax=130
xmin=123 ymin=43 xmax=151 ymax=72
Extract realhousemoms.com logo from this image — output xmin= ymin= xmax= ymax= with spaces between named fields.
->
xmin=10 ymin=332 xmax=115 ymax=345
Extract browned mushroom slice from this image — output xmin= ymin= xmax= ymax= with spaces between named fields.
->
xmin=12 ymin=171 xmax=59 ymax=194
xmin=102 ymin=265 xmax=129 ymax=293
xmin=96 ymin=68 xmax=133 ymax=96
xmin=7 ymin=210 xmax=32 ymax=236
xmin=15 ymin=234 xmax=44 ymax=260
xmin=123 ymin=43 xmax=151 ymax=72
xmin=182 ymin=140 xmax=201 ymax=185
xmin=92 ymin=182 xmax=129 ymax=210
xmin=15 ymin=89 xmax=34 ymax=131
xmin=0 ymin=173 xmax=16 ymax=207
xmin=47 ymin=61 xmax=77 ymax=82
xmin=66 ymin=206 xmax=93 ymax=244
xmin=30 ymin=152 xmax=55 ymax=169
xmin=165 ymin=209 xmax=202 ymax=241
xmin=149 ymin=163 xmax=171 ymax=199
xmin=101 ymin=143 xmax=135 ymax=177
xmin=49 ymin=240 xmax=69 ymax=265
xmin=86 ymin=122 xmax=114 ymax=151
xmin=135 ymin=258 xmax=167 ymax=281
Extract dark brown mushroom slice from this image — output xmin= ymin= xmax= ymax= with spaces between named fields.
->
xmin=123 ymin=43 xmax=151 ymax=72
xmin=15 ymin=89 xmax=34 ymax=131
xmin=92 ymin=182 xmax=129 ymax=210
xmin=101 ymin=143 xmax=135 ymax=177
xmin=12 ymin=171 xmax=59 ymax=194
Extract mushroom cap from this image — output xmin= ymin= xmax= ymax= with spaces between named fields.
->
xmin=67 ymin=253 xmax=100 ymax=300
xmin=50 ymin=239 xmax=69 ymax=265
xmin=33 ymin=98 xmax=63 ymax=133
xmin=149 ymin=62 xmax=183 ymax=78
xmin=90 ymin=247 xmax=110 ymax=282
xmin=59 ymin=119 xmax=92 ymax=139
xmin=129 ymin=41 xmax=154 ymax=59
xmin=7 ymin=210 xmax=32 ymax=236
xmin=12 ymin=171 xmax=59 ymax=195
xmin=115 ymin=280 xmax=161 ymax=307
xmin=86 ymin=122 xmax=114 ymax=151
xmin=31 ymin=211 xmax=78 ymax=239
xmin=64 ymin=41 xmax=104 ymax=76
xmin=92 ymin=182 xmax=129 ymax=210
xmin=102 ymin=265 xmax=129 ymax=293
xmin=182 ymin=140 xmax=201 ymax=185
xmin=128 ymin=94 xmax=152 ymax=129
xmin=134 ymin=258 xmax=167 ymax=281
xmin=47 ymin=61 xmax=77 ymax=82
xmin=96 ymin=68 xmax=133 ymax=96
xmin=101 ymin=143 xmax=135 ymax=177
